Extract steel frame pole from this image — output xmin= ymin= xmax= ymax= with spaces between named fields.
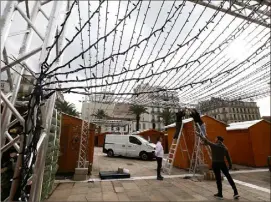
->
xmin=1 ymin=47 xmax=42 ymax=72
xmin=29 ymin=1 xmax=70 ymax=201
xmin=187 ymin=0 xmax=270 ymax=28
xmin=6 ymin=0 xmax=52 ymax=200
xmin=15 ymin=5 xmax=45 ymax=40
xmin=0 ymin=91 xmax=25 ymax=125
xmin=1 ymin=135 xmax=20 ymax=153
xmin=0 ymin=1 xmax=19 ymax=53
xmin=1 ymin=1 xmax=42 ymax=148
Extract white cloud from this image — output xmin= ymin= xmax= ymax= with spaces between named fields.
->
xmin=257 ymin=96 xmax=271 ymax=117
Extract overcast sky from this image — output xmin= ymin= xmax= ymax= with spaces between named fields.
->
xmin=1 ymin=0 xmax=270 ymax=116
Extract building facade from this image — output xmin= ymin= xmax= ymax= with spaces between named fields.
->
xmin=130 ymin=83 xmax=182 ymax=131
xmin=198 ymin=97 xmax=261 ymax=124
xmin=81 ymin=84 xmax=189 ymax=133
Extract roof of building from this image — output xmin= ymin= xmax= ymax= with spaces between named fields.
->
xmin=226 ymin=120 xmax=263 ymax=131
xmin=164 ymin=115 xmax=227 ymax=129
xmin=137 ymin=129 xmax=164 ymax=135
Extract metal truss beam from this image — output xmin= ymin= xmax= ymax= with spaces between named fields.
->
xmin=29 ymin=1 xmax=70 ymax=200
xmin=0 ymin=1 xmax=19 ymax=53
xmin=1 ymin=91 xmax=25 ymax=125
xmin=3 ymin=48 xmax=14 ymax=90
xmin=1 ymin=1 xmax=41 ymax=149
xmin=15 ymin=5 xmax=45 ymax=40
xmin=1 ymin=46 xmax=42 ymax=72
xmin=1 ymin=135 xmax=20 ymax=153
xmin=188 ymin=0 xmax=271 ymax=28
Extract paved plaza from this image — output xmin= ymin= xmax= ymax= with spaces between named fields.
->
xmin=48 ymin=148 xmax=270 ymax=201
xmin=90 ymin=147 xmax=186 ymax=177
xmin=48 ymin=171 xmax=270 ymax=201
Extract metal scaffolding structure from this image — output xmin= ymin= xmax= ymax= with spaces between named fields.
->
xmin=0 ymin=0 xmax=270 ymax=201
xmin=1 ymin=0 xmax=71 ymax=201
xmin=188 ymin=0 xmax=271 ymax=28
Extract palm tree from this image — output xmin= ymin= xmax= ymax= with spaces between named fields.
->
xmin=92 ymin=109 xmax=108 ymax=119
xmin=129 ymin=104 xmax=149 ymax=131
xmin=55 ymin=99 xmax=79 ymax=116
xmin=158 ymin=108 xmax=175 ymax=127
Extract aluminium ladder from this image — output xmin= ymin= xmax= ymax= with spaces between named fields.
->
xmin=189 ymin=122 xmax=212 ymax=177
xmin=163 ymin=122 xmax=190 ymax=175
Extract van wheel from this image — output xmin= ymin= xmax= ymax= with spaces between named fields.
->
xmin=140 ymin=152 xmax=148 ymax=161
xmin=107 ymin=150 xmax=114 ymax=157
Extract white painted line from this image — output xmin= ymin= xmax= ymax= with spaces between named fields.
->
xmin=229 ymin=169 xmax=268 ymax=174
xmin=230 ymin=179 xmax=270 ymax=194
xmin=87 ymin=173 xmax=202 ymax=182
xmin=54 ymin=168 xmax=269 ymax=184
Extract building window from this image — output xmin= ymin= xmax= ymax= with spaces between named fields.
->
xmin=143 ymin=123 xmax=146 ymax=129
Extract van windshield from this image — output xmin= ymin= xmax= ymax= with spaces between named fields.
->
xmin=136 ymin=136 xmax=149 ymax=144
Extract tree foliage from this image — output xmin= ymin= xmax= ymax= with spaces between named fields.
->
xmin=129 ymin=104 xmax=149 ymax=131
xmin=158 ymin=108 xmax=175 ymax=126
xmin=55 ymin=99 xmax=79 ymax=116
xmin=92 ymin=109 xmax=108 ymax=119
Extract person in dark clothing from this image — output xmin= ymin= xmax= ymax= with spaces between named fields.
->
xmin=198 ymin=134 xmax=240 ymax=200
xmin=173 ymin=109 xmax=186 ymax=139
xmin=188 ymin=109 xmax=207 ymax=137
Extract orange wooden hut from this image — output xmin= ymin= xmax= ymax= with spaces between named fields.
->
xmin=95 ymin=132 xmax=111 ymax=147
xmin=58 ymin=113 xmax=96 ymax=173
xmin=137 ymin=129 xmax=168 ymax=153
xmin=226 ymin=120 xmax=271 ymax=167
xmin=165 ymin=115 xmax=228 ymax=169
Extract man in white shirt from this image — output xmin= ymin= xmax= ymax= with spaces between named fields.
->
xmin=155 ymin=137 xmax=164 ymax=180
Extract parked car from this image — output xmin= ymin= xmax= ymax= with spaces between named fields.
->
xmin=103 ymin=134 xmax=156 ymax=160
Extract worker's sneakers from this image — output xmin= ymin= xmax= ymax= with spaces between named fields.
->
xmin=214 ymin=193 xmax=223 ymax=200
xmin=233 ymin=194 xmax=240 ymax=200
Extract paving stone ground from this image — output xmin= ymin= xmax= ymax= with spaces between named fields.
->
xmin=89 ymin=147 xmax=188 ymax=179
xmin=50 ymin=148 xmax=270 ymax=201
xmin=48 ymin=171 xmax=270 ymax=202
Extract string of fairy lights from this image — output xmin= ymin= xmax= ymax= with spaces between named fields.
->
xmin=5 ymin=1 xmax=270 ymax=200
xmin=128 ymin=0 xmax=265 ymax=105
xmin=39 ymin=0 xmax=270 ymax=105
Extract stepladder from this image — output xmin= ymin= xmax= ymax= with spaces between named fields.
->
xmin=189 ymin=122 xmax=212 ymax=177
xmin=163 ymin=122 xmax=190 ymax=175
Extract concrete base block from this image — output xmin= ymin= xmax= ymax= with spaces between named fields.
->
xmin=198 ymin=164 xmax=209 ymax=174
xmin=74 ymin=168 xmax=88 ymax=181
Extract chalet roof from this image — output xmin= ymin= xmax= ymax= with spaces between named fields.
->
xmin=226 ymin=120 xmax=263 ymax=131
xmin=164 ymin=115 xmax=227 ymax=129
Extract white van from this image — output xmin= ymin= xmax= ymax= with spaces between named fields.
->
xmin=103 ymin=134 xmax=156 ymax=160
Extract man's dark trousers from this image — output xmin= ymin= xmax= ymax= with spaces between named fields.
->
xmin=212 ymin=162 xmax=238 ymax=195
xmin=156 ymin=157 xmax=162 ymax=177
